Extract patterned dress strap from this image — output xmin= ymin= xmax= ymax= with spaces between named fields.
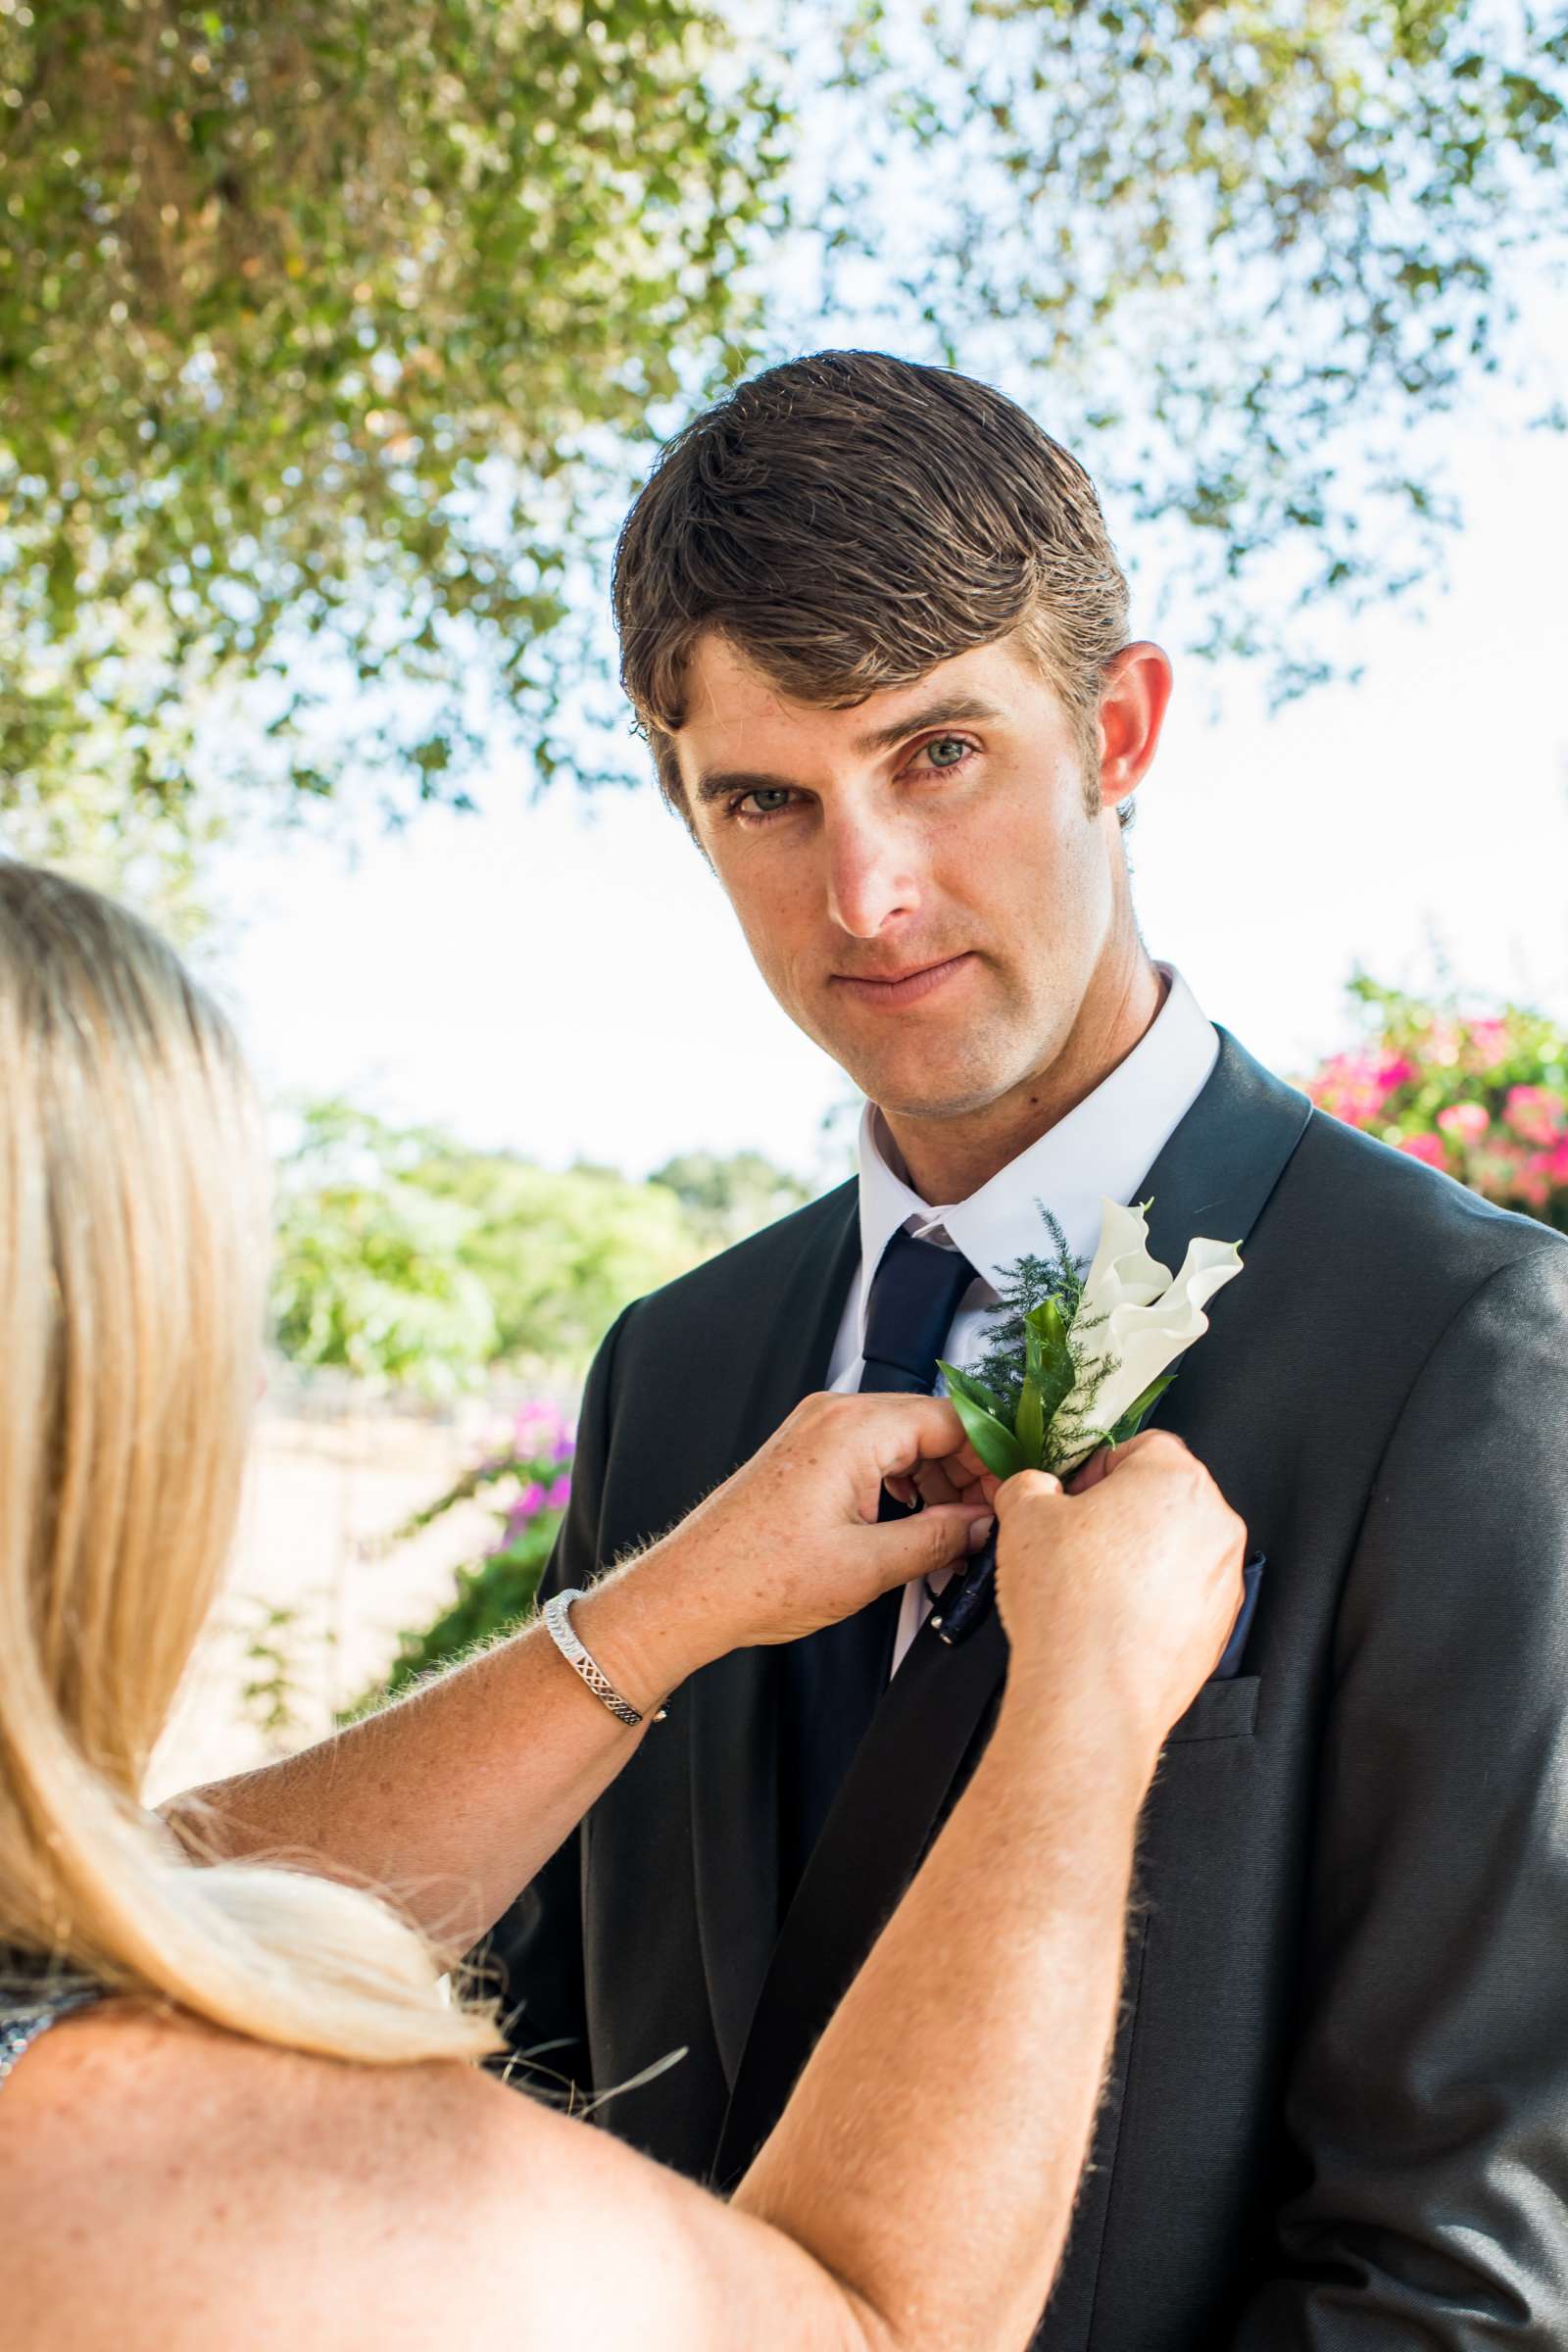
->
xmin=0 ymin=1983 xmax=103 ymax=2088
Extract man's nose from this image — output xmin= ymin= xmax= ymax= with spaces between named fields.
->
xmin=823 ymin=809 xmax=921 ymax=939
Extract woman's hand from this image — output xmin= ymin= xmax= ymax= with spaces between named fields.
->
xmin=583 ymin=1393 xmax=994 ymax=1709
xmin=659 ymin=1391 xmax=995 ymax=1656
xmin=992 ymin=1431 xmax=1247 ymax=1771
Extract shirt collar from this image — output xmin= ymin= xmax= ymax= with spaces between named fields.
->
xmin=852 ymin=963 xmax=1219 ymax=1335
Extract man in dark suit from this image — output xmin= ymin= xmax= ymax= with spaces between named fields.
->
xmin=491 ymin=350 xmax=1568 ymax=2346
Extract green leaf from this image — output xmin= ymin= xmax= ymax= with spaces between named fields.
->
xmin=1105 ymin=1373 xmax=1177 ymax=1447
xmin=940 ymin=1359 xmax=1008 ymax=1421
xmin=0 ymin=0 xmax=777 ymax=828
xmin=1025 ymin=1295 xmax=1068 ymax=1348
xmin=1015 ymin=1375 xmax=1046 ymax=1467
xmin=1026 ymin=1296 xmax=1077 ymax=1421
xmin=937 ymin=1362 xmax=1027 ymax=1479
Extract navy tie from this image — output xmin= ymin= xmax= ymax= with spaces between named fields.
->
xmin=779 ymin=1229 xmax=979 ymax=1897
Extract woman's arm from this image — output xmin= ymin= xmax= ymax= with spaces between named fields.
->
xmin=165 ymin=1394 xmax=991 ymax=1958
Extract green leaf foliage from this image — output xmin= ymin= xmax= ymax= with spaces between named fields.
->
xmin=410 ymin=1152 xmax=705 ymax=1372
xmin=818 ymin=0 xmax=1568 ymax=701
xmin=1024 ymin=1295 xmax=1076 ymax=1423
xmin=1104 ymin=1372 xmax=1178 ymax=1449
xmin=941 ymin=1359 xmax=1009 ymax=1423
xmin=649 ymin=1151 xmax=813 ymax=1249
xmin=953 ymin=1203 xmax=1128 ymax=1476
xmin=971 ymin=1205 xmax=1087 ymax=1420
xmin=937 ymin=1359 xmax=1027 ymax=1479
xmin=270 ymin=1172 xmax=500 ymax=1397
xmin=1014 ymin=1373 xmax=1046 ymax=1468
xmin=270 ymin=1100 xmax=773 ymax=1393
xmin=8 ymin=0 xmax=1562 ymax=885
xmin=0 ymin=0 xmax=784 ymax=821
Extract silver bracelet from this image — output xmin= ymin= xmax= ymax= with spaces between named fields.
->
xmin=543 ymin=1589 xmax=666 ymax=1729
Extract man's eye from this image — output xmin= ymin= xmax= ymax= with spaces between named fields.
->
xmin=738 ymin=787 xmax=796 ymax=818
xmin=918 ymin=737 xmax=973 ymax=771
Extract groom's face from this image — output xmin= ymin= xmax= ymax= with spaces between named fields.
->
xmin=675 ymin=633 xmax=1130 ymax=1123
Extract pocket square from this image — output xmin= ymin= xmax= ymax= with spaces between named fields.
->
xmin=1212 ymin=1553 xmax=1265 ymax=1682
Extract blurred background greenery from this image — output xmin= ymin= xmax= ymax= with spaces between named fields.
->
xmin=270 ymin=1105 xmax=810 ymax=1396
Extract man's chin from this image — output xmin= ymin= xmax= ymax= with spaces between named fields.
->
xmin=851 ymin=1054 xmax=1029 ymax=1126
xmin=807 ymin=995 xmax=1041 ymax=1125
xmin=873 ymin=1081 xmax=1019 ymax=1123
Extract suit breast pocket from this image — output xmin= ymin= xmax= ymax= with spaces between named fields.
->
xmin=1165 ymin=1674 xmax=1260 ymax=1744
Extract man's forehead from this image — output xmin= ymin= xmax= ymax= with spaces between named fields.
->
xmin=678 ymin=630 xmax=802 ymax=727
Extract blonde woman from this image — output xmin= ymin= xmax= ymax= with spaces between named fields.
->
xmin=0 ymin=860 xmax=1245 ymax=2352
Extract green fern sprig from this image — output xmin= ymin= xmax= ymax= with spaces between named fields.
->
xmin=939 ymin=1198 xmax=1174 ymax=1481
xmin=969 ymin=1203 xmax=1080 ymax=1412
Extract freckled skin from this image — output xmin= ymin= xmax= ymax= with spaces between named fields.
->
xmin=675 ymin=633 xmax=1175 ymax=1205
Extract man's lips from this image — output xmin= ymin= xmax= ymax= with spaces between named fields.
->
xmin=828 ymin=952 xmax=975 ymax=1009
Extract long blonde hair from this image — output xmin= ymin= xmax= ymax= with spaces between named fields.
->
xmin=0 ymin=860 xmax=499 ymax=2065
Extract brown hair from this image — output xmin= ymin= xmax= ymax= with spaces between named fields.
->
xmin=612 ymin=350 xmax=1132 ymax=814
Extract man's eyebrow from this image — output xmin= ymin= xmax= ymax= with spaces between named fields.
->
xmin=850 ymin=697 xmax=1004 ymax=755
xmin=694 ymin=699 xmax=1005 ymax=801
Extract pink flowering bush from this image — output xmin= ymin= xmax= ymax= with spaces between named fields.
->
xmin=1303 ymin=979 xmax=1568 ymax=1234
xmin=362 ymin=1400 xmax=578 ymax=1706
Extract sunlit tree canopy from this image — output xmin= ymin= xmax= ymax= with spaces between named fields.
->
xmin=0 ymin=0 xmax=782 ymax=820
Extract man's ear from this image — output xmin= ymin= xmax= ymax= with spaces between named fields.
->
xmin=1095 ymin=643 xmax=1173 ymax=812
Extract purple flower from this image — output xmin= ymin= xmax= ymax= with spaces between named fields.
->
xmin=546 ymin=1474 xmax=572 ymax=1510
xmin=503 ymin=1483 xmax=548 ymax=1539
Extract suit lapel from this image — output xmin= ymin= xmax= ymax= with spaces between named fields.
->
xmin=1135 ymin=1028 xmax=1313 ymax=1290
xmin=715 ymin=1029 xmax=1314 ymax=2181
xmin=689 ymin=1183 xmax=863 ymax=2091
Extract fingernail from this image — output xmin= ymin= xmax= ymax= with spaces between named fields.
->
xmin=966 ymin=1514 xmax=996 ymax=1552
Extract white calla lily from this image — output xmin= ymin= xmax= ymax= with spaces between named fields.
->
xmin=1054 ymin=1198 xmax=1243 ymax=1473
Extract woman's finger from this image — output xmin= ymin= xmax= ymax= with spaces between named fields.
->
xmin=994 ymin=1469 xmax=1064 ymax=1522
xmin=1066 ymin=1446 xmax=1113 ymax=1493
xmin=909 ymin=1459 xmax=964 ymax=1509
xmin=864 ymin=1500 xmax=996 ymax=1593
xmin=1068 ymin=1430 xmax=1186 ymax=1493
xmin=855 ymin=1392 xmax=968 ymax=1479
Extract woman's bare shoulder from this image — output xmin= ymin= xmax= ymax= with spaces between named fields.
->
xmin=0 ymin=1994 xmax=859 ymax=2352
xmin=0 ymin=2001 xmax=863 ymax=2352
xmin=0 ymin=1999 xmax=575 ymax=2350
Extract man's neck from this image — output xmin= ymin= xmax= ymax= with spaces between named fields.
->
xmin=881 ymin=956 xmax=1168 ymax=1206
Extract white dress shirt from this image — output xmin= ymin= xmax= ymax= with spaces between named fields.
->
xmin=823 ymin=963 xmax=1221 ymax=1670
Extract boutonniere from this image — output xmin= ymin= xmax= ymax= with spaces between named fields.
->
xmin=938 ymin=1197 xmax=1243 ymax=1482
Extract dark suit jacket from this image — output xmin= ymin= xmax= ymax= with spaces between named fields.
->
xmin=486 ymin=1030 xmax=1568 ymax=2347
